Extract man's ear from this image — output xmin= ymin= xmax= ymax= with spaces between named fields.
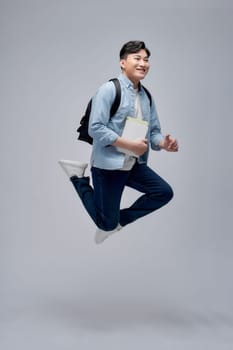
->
xmin=120 ymin=59 xmax=125 ymax=70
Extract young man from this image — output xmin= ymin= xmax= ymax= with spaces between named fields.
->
xmin=59 ymin=41 xmax=178 ymax=244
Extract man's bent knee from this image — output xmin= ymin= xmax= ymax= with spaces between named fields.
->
xmin=149 ymin=183 xmax=174 ymax=204
xmin=164 ymin=184 xmax=174 ymax=203
xmin=98 ymin=217 xmax=119 ymax=232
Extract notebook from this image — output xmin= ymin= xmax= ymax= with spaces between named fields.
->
xmin=117 ymin=116 xmax=149 ymax=157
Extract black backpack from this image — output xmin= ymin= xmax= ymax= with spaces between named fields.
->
xmin=77 ymin=78 xmax=152 ymax=145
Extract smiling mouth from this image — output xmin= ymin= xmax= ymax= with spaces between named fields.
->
xmin=136 ymin=69 xmax=146 ymax=74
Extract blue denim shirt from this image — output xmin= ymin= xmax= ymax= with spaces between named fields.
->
xmin=89 ymin=73 xmax=164 ymax=170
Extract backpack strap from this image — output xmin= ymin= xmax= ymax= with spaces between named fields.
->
xmin=109 ymin=78 xmax=121 ymax=117
xmin=109 ymin=79 xmax=151 ymax=115
xmin=141 ymin=84 xmax=152 ymax=107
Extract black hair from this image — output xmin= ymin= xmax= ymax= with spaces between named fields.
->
xmin=119 ymin=41 xmax=151 ymax=59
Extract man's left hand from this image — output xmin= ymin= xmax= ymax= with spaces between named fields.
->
xmin=159 ymin=134 xmax=179 ymax=152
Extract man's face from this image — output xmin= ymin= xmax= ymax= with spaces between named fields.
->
xmin=120 ymin=49 xmax=150 ymax=85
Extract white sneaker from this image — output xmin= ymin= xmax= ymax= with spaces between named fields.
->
xmin=95 ymin=224 xmax=122 ymax=244
xmin=58 ymin=160 xmax=88 ymax=178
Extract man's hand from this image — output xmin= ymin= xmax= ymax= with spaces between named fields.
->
xmin=112 ymin=137 xmax=148 ymax=156
xmin=129 ymin=139 xmax=148 ymax=156
xmin=159 ymin=134 xmax=179 ymax=152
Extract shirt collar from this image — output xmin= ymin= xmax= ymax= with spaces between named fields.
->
xmin=118 ymin=73 xmax=142 ymax=90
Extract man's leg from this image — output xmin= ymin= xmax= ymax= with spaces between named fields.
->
xmin=71 ymin=167 xmax=129 ymax=231
xmin=91 ymin=167 xmax=129 ymax=231
xmin=70 ymin=175 xmax=97 ymax=224
xmin=59 ymin=159 xmax=99 ymax=223
xmin=119 ymin=162 xmax=174 ymax=227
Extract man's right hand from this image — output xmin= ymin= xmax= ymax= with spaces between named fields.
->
xmin=112 ymin=137 xmax=148 ymax=156
xmin=128 ymin=139 xmax=148 ymax=156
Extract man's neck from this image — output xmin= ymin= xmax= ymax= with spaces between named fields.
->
xmin=122 ymin=72 xmax=140 ymax=88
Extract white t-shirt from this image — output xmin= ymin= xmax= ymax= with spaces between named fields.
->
xmin=121 ymin=88 xmax=143 ymax=171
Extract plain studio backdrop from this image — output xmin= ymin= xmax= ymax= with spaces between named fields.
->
xmin=1 ymin=0 xmax=233 ymax=349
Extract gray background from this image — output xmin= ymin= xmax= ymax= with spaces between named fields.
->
xmin=1 ymin=0 xmax=233 ymax=349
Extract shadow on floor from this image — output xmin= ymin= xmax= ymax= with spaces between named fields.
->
xmin=35 ymin=296 xmax=233 ymax=333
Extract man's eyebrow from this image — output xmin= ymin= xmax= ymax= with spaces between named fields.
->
xmin=133 ymin=54 xmax=149 ymax=59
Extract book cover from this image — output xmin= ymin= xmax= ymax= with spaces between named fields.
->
xmin=117 ymin=117 xmax=148 ymax=157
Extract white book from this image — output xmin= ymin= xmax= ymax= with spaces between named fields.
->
xmin=117 ymin=116 xmax=148 ymax=157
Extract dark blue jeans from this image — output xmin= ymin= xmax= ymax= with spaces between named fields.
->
xmin=70 ymin=162 xmax=173 ymax=231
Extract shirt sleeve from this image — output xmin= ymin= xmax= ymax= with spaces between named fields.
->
xmin=88 ymin=82 xmax=119 ymax=146
xmin=149 ymin=98 xmax=164 ymax=151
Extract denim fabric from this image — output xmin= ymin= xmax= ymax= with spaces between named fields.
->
xmin=70 ymin=163 xmax=173 ymax=231
xmin=88 ymin=73 xmax=164 ymax=170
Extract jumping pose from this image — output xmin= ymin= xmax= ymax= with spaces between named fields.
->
xmin=59 ymin=40 xmax=178 ymax=244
